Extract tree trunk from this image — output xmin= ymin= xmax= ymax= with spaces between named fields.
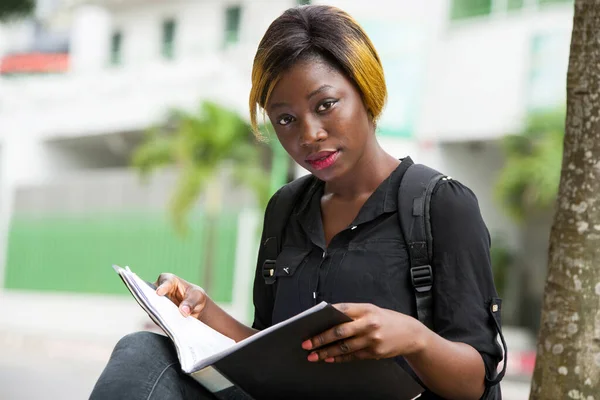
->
xmin=529 ymin=1 xmax=600 ymax=398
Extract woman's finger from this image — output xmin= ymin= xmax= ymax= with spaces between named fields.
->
xmin=309 ymin=336 xmax=369 ymax=362
xmin=332 ymin=349 xmax=372 ymax=363
xmin=180 ymin=286 xmax=206 ymax=317
xmin=332 ymin=303 xmax=375 ymax=318
xmin=190 ymin=301 xmax=207 ymax=318
xmin=155 ymin=273 xmax=176 ymax=296
xmin=302 ymin=320 xmax=357 ymax=351
xmin=303 ymin=307 xmax=379 ymax=351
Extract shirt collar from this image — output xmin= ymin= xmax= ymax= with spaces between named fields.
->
xmin=381 ymin=157 xmax=413 ymax=213
xmin=294 ymin=176 xmax=321 ymax=217
xmin=295 ymin=157 xmax=413 ymax=233
xmin=354 ymin=157 xmax=412 ymax=224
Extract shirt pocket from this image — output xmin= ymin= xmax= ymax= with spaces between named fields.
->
xmin=271 ymin=247 xmax=311 ymax=324
xmin=332 ymin=239 xmax=411 ymax=313
xmin=348 ymin=238 xmax=408 ymax=255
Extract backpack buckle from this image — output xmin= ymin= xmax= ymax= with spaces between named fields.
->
xmin=262 ymin=260 xmax=276 ymax=285
xmin=410 ymin=265 xmax=433 ymax=293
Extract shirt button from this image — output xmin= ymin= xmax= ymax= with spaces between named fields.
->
xmin=322 ymin=251 xmax=326 ymax=259
xmin=350 ymin=225 xmax=357 ymax=230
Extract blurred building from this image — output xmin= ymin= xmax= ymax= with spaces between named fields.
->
xmin=0 ymin=0 xmax=573 ymax=334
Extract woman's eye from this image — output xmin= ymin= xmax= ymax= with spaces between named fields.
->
xmin=317 ymin=100 xmax=337 ymax=112
xmin=277 ymin=115 xmax=295 ymax=126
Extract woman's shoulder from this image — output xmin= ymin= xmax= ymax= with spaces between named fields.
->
xmin=426 ymin=172 xmax=490 ymax=245
xmin=431 ymin=177 xmax=483 ymax=223
xmin=402 ymin=160 xmax=480 ymax=211
xmin=264 ymin=174 xmax=319 ymax=217
xmin=432 ymin=175 xmax=478 ymax=202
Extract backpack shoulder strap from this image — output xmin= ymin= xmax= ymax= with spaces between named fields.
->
xmin=261 ymin=174 xmax=316 ymax=284
xmin=398 ymin=162 xmax=508 ymax=394
xmin=398 ymin=161 xmax=445 ymax=330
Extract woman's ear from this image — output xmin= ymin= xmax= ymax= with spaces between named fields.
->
xmin=368 ymin=111 xmax=377 ymax=130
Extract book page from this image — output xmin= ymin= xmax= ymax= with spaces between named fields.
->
xmin=114 ymin=265 xmax=235 ymax=372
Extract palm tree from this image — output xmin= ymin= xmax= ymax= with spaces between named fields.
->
xmin=132 ymin=101 xmax=272 ymax=292
xmin=494 ymin=108 xmax=565 ymax=222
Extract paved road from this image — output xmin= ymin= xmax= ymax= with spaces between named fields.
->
xmin=0 ymin=332 xmax=111 ymax=400
xmin=0 ymin=357 xmax=105 ymax=400
xmin=502 ymin=380 xmax=531 ymax=400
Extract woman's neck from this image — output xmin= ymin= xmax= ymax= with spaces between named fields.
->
xmin=323 ymin=141 xmax=400 ymax=201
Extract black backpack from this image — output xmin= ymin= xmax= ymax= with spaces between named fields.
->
xmin=259 ymin=159 xmax=506 ymax=397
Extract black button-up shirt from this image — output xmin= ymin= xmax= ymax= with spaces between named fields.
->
xmin=252 ymin=158 xmax=503 ymax=399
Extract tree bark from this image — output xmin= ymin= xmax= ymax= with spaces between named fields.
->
xmin=530 ymin=1 xmax=600 ymax=398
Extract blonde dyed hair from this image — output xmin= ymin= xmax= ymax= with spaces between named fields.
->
xmin=249 ymin=5 xmax=387 ymax=139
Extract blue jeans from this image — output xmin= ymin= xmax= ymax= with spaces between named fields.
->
xmin=90 ymin=331 xmax=217 ymax=400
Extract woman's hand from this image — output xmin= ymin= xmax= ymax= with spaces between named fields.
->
xmin=302 ymin=303 xmax=429 ymax=363
xmin=154 ymin=273 xmax=208 ymax=319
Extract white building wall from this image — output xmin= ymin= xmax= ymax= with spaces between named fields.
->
xmin=0 ymin=0 xmax=302 ymax=144
xmin=0 ymin=1 xmax=575 ymax=143
xmin=83 ymin=0 xmax=295 ymax=68
xmin=0 ymin=21 xmax=34 ymax=56
xmin=70 ymin=5 xmax=111 ymax=72
xmin=417 ymin=5 xmax=573 ymax=142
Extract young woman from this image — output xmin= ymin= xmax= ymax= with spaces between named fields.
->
xmin=91 ymin=5 xmax=503 ymax=400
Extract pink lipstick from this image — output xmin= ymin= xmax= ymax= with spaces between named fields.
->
xmin=306 ymin=150 xmax=340 ymax=170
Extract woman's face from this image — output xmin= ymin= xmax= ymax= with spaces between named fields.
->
xmin=266 ymin=59 xmax=375 ymax=182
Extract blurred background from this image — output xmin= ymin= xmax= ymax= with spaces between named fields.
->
xmin=0 ymin=0 xmax=572 ymax=399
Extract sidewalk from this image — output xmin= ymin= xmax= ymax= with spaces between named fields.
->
xmin=0 ymin=331 xmax=111 ymax=400
xmin=0 ymin=289 xmax=246 ymax=400
xmin=0 ymin=290 xmax=143 ymax=399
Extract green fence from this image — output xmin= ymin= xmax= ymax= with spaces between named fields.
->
xmin=4 ymin=211 xmax=239 ymax=302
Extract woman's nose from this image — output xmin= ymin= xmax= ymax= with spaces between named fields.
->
xmin=299 ymin=116 xmax=328 ymax=147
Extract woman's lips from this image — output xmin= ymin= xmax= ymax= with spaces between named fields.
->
xmin=306 ymin=150 xmax=340 ymax=170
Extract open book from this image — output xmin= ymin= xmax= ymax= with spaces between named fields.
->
xmin=114 ymin=265 xmax=423 ymax=400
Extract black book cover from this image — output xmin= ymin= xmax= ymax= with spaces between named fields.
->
xmin=209 ymin=304 xmax=423 ymax=400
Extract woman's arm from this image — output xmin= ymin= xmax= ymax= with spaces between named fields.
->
xmin=198 ymin=297 xmax=258 ymax=342
xmin=404 ymin=320 xmax=486 ymax=400
xmin=155 ymin=273 xmax=257 ymax=342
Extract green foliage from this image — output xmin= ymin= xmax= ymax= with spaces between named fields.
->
xmin=490 ymin=236 xmax=514 ymax=298
xmin=132 ymin=101 xmax=270 ymax=233
xmin=495 ymin=109 xmax=565 ymax=221
xmin=0 ymin=0 xmax=34 ymax=21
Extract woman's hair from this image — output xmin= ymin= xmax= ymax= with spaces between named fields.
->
xmin=249 ymin=5 xmax=386 ymax=138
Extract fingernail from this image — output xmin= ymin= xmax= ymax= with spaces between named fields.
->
xmin=302 ymin=340 xmax=312 ymax=350
xmin=325 ymin=357 xmax=335 ymax=363
xmin=156 ymin=286 xmax=164 ymax=295
xmin=181 ymin=305 xmax=190 ymax=316
xmin=307 ymin=352 xmax=319 ymax=362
